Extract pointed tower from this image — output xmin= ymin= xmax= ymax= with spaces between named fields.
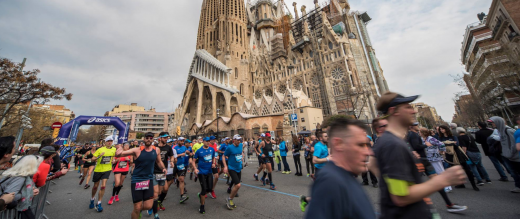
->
xmin=195 ymin=0 xmax=250 ymax=97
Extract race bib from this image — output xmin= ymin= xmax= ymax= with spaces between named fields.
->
xmin=235 ymin=154 xmax=243 ymax=162
xmin=268 ymin=151 xmax=273 ymax=157
xmin=119 ymin=161 xmax=128 ymax=168
xmin=204 ymin=154 xmax=212 ymax=162
xmin=135 ymin=180 xmax=150 ymax=190
xmin=155 ymin=174 xmax=166 ymax=181
xmin=215 ymin=152 xmax=219 ymax=157
xmin=177 ymin=164 xmax=185 ymax=170
xmin=100 ymin=156 xmax=111 ymax=164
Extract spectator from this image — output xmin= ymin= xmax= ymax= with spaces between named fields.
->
xmin=0 ymin=136 xmax=16 ymax=166
xmin=33 ymin=146 xmax=67 ymax=188
xmin=475 ymin=121 xmax=510 ymax=181
xmin=38 ymin=138 xmax=61 ymax=173
xmin=450 ymin=123 xmax=458 ymax=137
xmin=279 ymin=137 xmax=290 ymax=174
xmin=488 ymin=116 xmax=520 ymax=193
xmin=0 ymin=155 xmax=42 ymax=218
xmin=457 ymin=127 xmax=491 ymax=186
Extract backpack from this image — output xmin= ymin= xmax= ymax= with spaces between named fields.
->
xmin=487 ymin=136 xmax=502 ymax=156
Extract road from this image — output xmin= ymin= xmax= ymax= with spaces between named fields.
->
xmin=44 ymin=152 xmax=520 ymax=219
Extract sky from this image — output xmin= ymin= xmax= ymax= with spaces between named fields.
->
xmin=0 ymin=0 xmax=492 ymax=122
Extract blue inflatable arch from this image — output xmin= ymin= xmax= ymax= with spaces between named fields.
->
xmin=56 ymin=115 xmax=129 ymax=145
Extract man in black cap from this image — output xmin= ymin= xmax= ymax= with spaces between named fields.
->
xmin=368 ymin=91 xmax=466 ymax=219
xmin=475 ymin=121 xmax=510 ymax=181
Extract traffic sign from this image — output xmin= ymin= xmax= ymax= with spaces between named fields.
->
xmin=291 ymin=113 xmax=298 ymax=121
xmin=51 ymin=122 xmax=62 ymax=129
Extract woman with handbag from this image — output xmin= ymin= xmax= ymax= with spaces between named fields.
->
xmin=303 ymin=137 xmax=314 ymax=177
xmin=439 ymin=125 xmax=479 ymax=191
xmin=457 ymin=127 xmax=491 ymax=186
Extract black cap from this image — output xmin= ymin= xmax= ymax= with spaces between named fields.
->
xmin=144 ymin=132 xmax=154 ymax=138
xmin=377 ymin=91 xmax=419 ymax=115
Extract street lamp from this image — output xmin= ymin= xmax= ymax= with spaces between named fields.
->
xmin=216 ymin=108 xmax=220 ymax=140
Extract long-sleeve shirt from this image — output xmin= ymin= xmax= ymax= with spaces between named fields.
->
xmin=424 ymin=136 xmax=446 ymax=162
xmin=33 ymin=161 xmax=51 ymax=188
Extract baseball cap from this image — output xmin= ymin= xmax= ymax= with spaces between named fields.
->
xmin=167 ymin=139 xmax=173 ymax=143
xmin=197 ymin=136 xmax=202 ymax=139
xmin=412 ymin=122 xmax=419 ymax=126
xmin=376 ymin=91 xmax=419 ymax=115
xmin=233 ymin=134 xmax=242 ymax=140
xmin=40 ymin=146 xmax=56 ymax=156
xmin=159 ymin=132 xmax=169 ymax=138
xmin=185 ymin=139 xmax=192 ymax=143
xmin=144 ymin=132 xmax=154 ymax=138
xmin=265 ymin=133 xmax=271 ymax=137
xmin=209 ymin=136 xmax=216 ymax=140
xmin=105 ymin=136 xmax=114 ymax=142
xmin=203 ymin=137 xmax=210 ymax=141
xmin=178 ymin=137 xmax=185 ymax=141
xmin=260 ymin=133 xmax=266 ymax=137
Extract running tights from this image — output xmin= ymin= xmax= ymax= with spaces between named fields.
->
xmin=111 ymin=186 xmax=122 ymax=196
xmin=293 ymin=155 xmax=302 ymax=174
xmin=305 ymin=158 xmax=314 ymax=174
xmin=153 ymin=200 xmax=158 ymax=214
xmin=438 ymin=189 xmax=452 ymax=206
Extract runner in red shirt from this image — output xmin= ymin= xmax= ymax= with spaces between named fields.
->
xmin=108 ymin=143 xmax=133 ymax=205
xmin=208 ymin=136 xmax=219 ymax=199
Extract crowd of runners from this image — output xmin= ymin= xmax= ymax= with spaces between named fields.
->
xmin=5 ymin=91 xmax=520 ymax=218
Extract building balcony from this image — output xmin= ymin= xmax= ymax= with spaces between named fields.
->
xmin=492 ymin=18 xmax=508 ymax=40
xmin=472 ymin=55 xmax=509 ymax=85
xmin=467 ymin=43 xmax=500 ymax=74
xmin=256 ymin=18 xmax=275 ymax=30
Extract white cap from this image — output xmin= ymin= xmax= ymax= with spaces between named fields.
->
xmin=260 ymin=133 xmax=266 ymax=137
xmin=233 ymin=134 xmax=242 ymax=140
xmin=178 ymin=137 xmax=185 ymax=140
xmin=105 ymin=136 xmax=114 ymax=142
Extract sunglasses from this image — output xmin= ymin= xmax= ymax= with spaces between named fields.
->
xmin=379 ymin=124 xmax=387 ymax=128
xmin=145 ymin=137 xmax=154 ymax=140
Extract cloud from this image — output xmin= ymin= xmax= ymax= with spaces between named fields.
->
xmin=0 ymin=0 xmax=492 ymax=122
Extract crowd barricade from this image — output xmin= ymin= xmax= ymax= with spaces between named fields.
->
xmin=0 ymin=181 xmax=53 ymax=219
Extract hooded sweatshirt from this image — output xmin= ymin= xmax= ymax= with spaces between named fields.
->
xmin=489 ymin=116 xmax=520 ymax=162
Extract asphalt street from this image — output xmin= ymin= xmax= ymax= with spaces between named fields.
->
xmin=44 ymin=151 xmax=520 ymax=219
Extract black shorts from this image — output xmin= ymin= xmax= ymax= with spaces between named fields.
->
xmin=228 ymin=170 xmax=241 ymax=185
xmin=93 ymin=171 xmax=111 ymax=182
xmin=198 ymin=173 xmax=213 ymax=195
xmin=166 ymin=174 xmax=175 ymax=181
xmin=83 ymin=162 xmax=95 ymax=168
xmin=114 ymin=171 xmax=128 ymax=176
xmin=218 ymin=159 xmax=224 ymax=167
xmin=174 ymin=166 xmax=187 ymax=177
xmin=258 ymin=155 xmax=265 ymax=165
xmin=212 ymin=168 xmax=219 ymax=174
xmin=264 ymin=157 xmax=274 ymax=164
xmin=131 ymin=181 xmax=154 ymax=204
xmin=78 ymin=159 xmax=84 ymax=165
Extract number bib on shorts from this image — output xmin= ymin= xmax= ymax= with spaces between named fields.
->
xmin=155 ymin=174 xmax=166 ymax=181
xmin=135 ymin=180 xmax=150 ymax=190
xmin=101 ymin=156 xmax=111 ymax=164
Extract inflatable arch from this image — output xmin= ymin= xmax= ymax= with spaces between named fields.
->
xmin=56 ymin=115 xmax=129 ymax=145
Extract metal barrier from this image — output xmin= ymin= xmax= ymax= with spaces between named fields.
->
xmin=0 ymin=181 xmax=52 ymax=219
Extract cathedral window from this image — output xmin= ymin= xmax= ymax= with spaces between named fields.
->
xmin=328 ymin=42 xmax=333 ymax=50
xmin=273 ymin=103 xmax=282 ymax=114
xmin=261 ymin=105 xmax=270 ymax=116
xmin=235 ymin=67 xmax=238 ymax=78
xmin=333 ymin=81 xmax=343 ymax=96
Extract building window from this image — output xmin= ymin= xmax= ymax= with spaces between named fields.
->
xmin=301 ymin=118 xmax=305 ymax=122
xmin=300 ymin=109 xmax=304 ymax=113
xmin=264 ymin=13 xmax=267 ymax=19
xmin=235 ymin=67 xmax=238 ymax=78
xmin=328 ymin=42 xmax=333 ymax=50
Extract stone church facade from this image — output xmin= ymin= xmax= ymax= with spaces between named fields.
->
xmin=172 ymin=0 xmax=388 ymax=140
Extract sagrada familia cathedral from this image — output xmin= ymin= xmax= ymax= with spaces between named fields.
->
xmin=172 ymin=0 xmax=388 ymax=140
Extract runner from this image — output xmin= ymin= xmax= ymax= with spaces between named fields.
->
xmin=89 ymin=136 xmax=117 ymax=212
xmin=184 ymin=139 xmax=193 ymax=183
xmin=173 ymin=137 xmax=189 ymax=203
xmin=77 ymin=144 xmax=90 ymax=179
xmin=148 ymin=132 xmax=175 ymax=217
xmin=299 ymin=131 xmax=328 ymax=211
xmin=254 ymin=134 xmax=266 ymax=181
xmin=80 ymin=144 xmax=96 ymax=188
xmin=218 ymin=138 xmax=230 ymax=185
xmin=192 ymin=137 xmax=204 ymax=182
xmin=368 ymin=91 xmax=466 ymax=218
xmin=259 ymin=133 xmax=276 ymax=190
xmin=115 ymin=132 xmax=166 ymax=219
xmin=191 ymin=137 xmax=217 ymax=214
xmin=223 ymin=134 xmax=244 ymax=210
xmin=129 ymin=141 xmax=139 ymax=175
xmin=108 ymin=143 xmax=132 ymax=205
xmin=208 ymin=136 xmax=220 ymax=199
xmin=165 ymin=138 xmax=176 ymax=192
